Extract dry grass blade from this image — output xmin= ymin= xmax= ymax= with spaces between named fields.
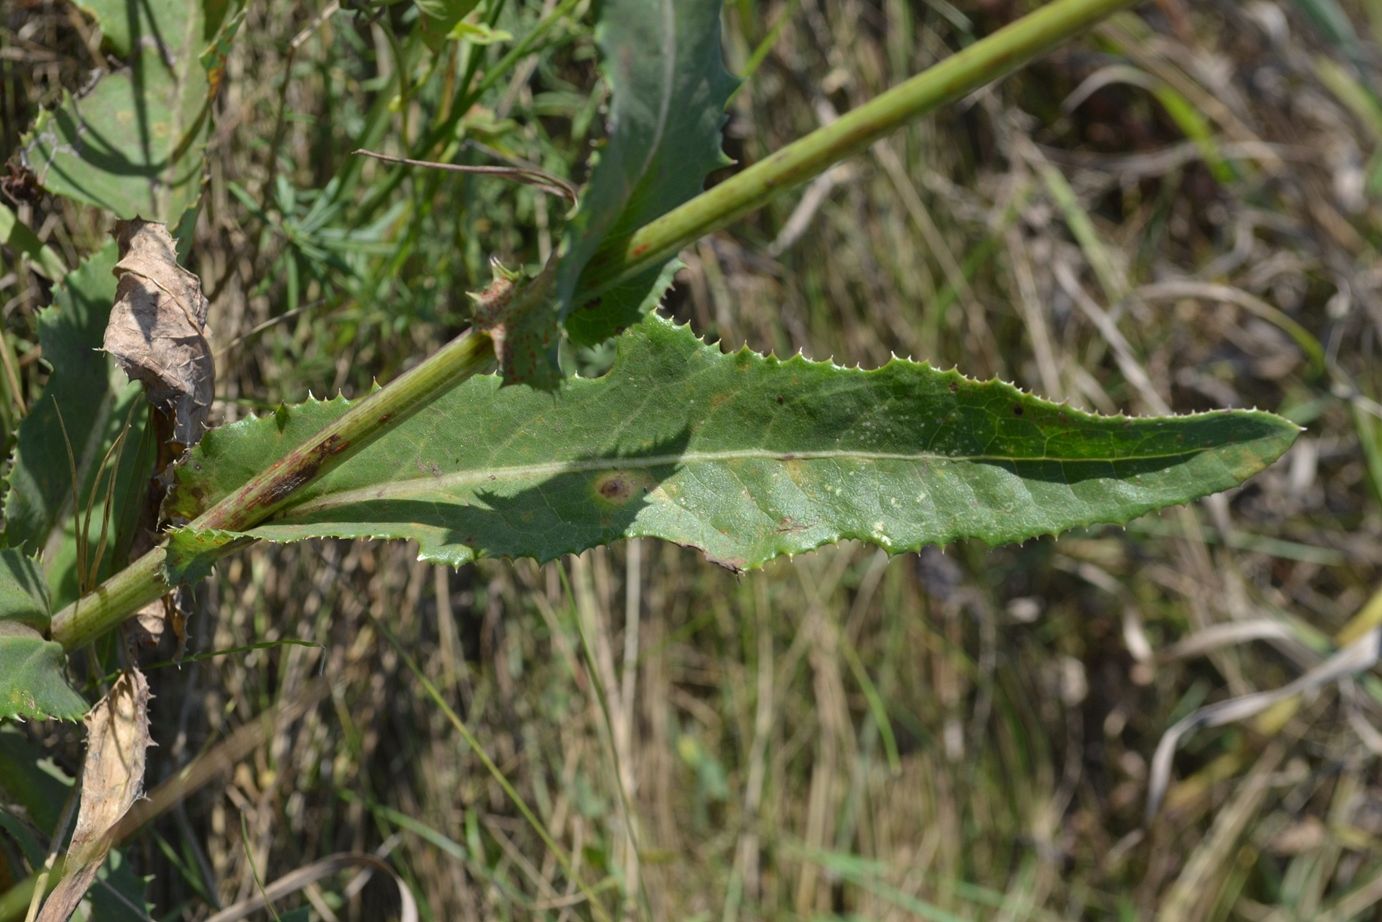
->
xmin=1146 ymin=628 xmax=1382 ymax=820
xmin=35 ymin=669 xmax=151 ymax=922
xmin=1154 ymin=742 xmax=1290 ymax=922
xmin=353 ymin=148 xmax=579 ymax=205
xmin=202 ymin=852 xmax=418 ymax=922
xmin=117 ymin=678 xmax=333 ymax=839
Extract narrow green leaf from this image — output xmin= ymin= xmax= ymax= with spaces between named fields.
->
xmin=0 ymin=550 xmax=85 ymax=722
xmin=165 ymin=316 xmax=1298 ymax=577
xmin=0 ymin=629 xmax=86 ymax=722
xmin=3 ymin=245 xmax=156 ymax=607
xmin=21 ymin=0 xmax=226 ymax=223
xmin=0 ymin=203 xmax=66 ymax=281
xmin=416 ymin=0 xmax=482 ymax=50
xmin=448 ymin=21 xmax=512 ymax=44
xmin=507 ymin=0 xmax=738 ymax=386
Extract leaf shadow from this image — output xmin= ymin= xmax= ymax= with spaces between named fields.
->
xmin=284 ymin=428 xmax=694 ymax=564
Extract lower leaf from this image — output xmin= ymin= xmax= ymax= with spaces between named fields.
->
xmin=0 ymin=628 xmax=86 ymax=722
xmin=0 ymin=551 xmax=84 ymax=722
xmin=166 ymin=315 xmax=1299 ymax=577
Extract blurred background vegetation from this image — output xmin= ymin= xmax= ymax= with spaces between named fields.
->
xmin=2 ymin=0 xmax=1381 ymax=918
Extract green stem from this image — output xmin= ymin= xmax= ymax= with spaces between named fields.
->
xmin=50 ymin=328 xmax=499 ymax=650
xmin=577 ymin=0 xmax=1140 ymax=300
xmin=50 ymin=548 xmax=168 ymax=650
xmin=192 ymin=331 xmax=495 ymax=534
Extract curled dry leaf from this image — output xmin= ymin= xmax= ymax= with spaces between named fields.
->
xmin=104 ymin=220 xmax=214 ymax=447
xmin=37 ymin=668 xmax=151 ymax=922
xmin=129 ymin=591 xmax=188 ymax=659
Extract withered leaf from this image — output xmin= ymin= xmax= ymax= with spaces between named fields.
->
xmin=37 ymin=669 xmax=151 ymax=922
xmin=129 ymin=592 xmax=188 ymax=660
xmin=470 ymin=255 xmax=558 ymax=389
xmin=104 ymin=220 xmax=214 ymax=447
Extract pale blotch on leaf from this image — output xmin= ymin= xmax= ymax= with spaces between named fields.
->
xmin=104 ymin=220 xmax=214 ymax=446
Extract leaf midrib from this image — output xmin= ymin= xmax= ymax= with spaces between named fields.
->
xmin=273 ymin=443 xmax=1231 ymax=519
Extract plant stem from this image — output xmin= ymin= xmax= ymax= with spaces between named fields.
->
xmin=49 ymin=548 xmax=167 ymax=651
xmin=192 ymin=331 xmax=495 ymax=534
xmin=50 ymin=329 xmax=497 ymax=649
xmin=577 ymin=0 xmax=1141 ymax=300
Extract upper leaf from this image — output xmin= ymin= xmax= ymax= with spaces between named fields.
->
xmin=3 ymin=245 xmax=156 ymax=607
xmin=0 ymin=550 xmax=86 ymax=722
xmin=164 ymin=316 xmax=1298 ymax=576
xmin=0 ymin=550 xmax=52 ymax=633
xmin=21 ymin=0 xmax=229 ymax=223
xmin=503 ymin=0 xmax=737 ymax=386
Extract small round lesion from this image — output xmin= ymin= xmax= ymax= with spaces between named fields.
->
xmin=592 ymin=469 xmax=654 ymax=506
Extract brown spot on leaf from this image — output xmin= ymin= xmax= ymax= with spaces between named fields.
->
xmin=598 ymin=474 xmax=633 ymax=501
xmin=592 ymin=469 xmax=655 ymax=506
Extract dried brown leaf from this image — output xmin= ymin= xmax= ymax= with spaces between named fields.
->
xmin=37 ymin=669 xmax=151 ymax=922
xmin=128 ymin=593 xmax=188 ymax=659
xmin=104 ymin=220 xmax=214 ymax=447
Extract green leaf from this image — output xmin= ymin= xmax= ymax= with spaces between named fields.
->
xmin=0 ymin=550 xmax=85 ymax=722
xmin=3 ymin=245 xmax=156 ymax=608
xmin=165 ymin=316 xmax=1298 ymax=576
xmin=447 ymin=21 xmax=512 ymax=44
xmin=506 ymin=0 xmax=738 ymax=386
xmin=0 ymin=203 xmax=66 ymax=281
xmin=0 ymin=725 xmax=70 ymax=830
xmin=21 ymin=0 xmax=225 ymax=223
xmin=74 ymin=0 xmax=218 ymax=57
xmin=0 ymin=551 xmax=52 ymax=634
xmin=0 ymin=630 xmax=83 ymax=722
xmin=417 ymin=0 xmax=482 ymax=50
xmin=0 ymin=806 xmax=47 ymax=869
